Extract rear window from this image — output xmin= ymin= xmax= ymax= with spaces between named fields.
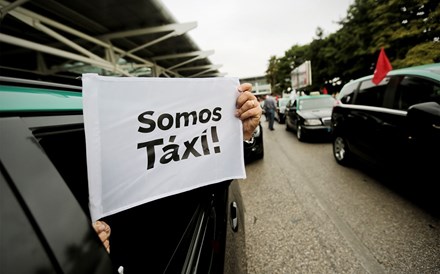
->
xmin=354 ymin=77 xmax=389 ymax=107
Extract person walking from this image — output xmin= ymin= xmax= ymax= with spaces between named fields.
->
xmin=264 ymin=93 xmax=277 ymax=130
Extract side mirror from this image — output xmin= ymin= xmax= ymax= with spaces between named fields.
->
xmin=407 ymin=101 xmax=440 ymax=142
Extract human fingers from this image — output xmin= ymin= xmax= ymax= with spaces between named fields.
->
xmin=236 ymin=83 xmax=254 ymax=108
xmin=238 ymin=82 xmax=252 ymax=93
xmin=236 ymin=92 xmax=261 ymax=118
xmin=242 ymin=108 xmax=261 ymax=141
xmin=93 ymin=220 xmax=110 ymax=233
xmin=237 ymin=96 xmax=262 ymax=140
xmin=93 ymin=221 xmax=111 ymax=252
xmin=238 ymin=103 xmax=261 ymax=121
xmin=98 ymin=234 xmax=110 ymax=252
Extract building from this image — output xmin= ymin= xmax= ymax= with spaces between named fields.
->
xmin=240 ymin=75 xmax=271 ymax=96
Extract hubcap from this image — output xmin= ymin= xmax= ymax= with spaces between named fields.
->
xmin=334 ymin=137 xmax=345 ymax=161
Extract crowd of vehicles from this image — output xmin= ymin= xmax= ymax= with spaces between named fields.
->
xmin=279 ymin=63 xmax=439 ymax=181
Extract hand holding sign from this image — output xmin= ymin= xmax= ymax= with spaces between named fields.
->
xmin=236 ymin=83 xmax=262 ymax=141
xmin=90 ymin=82 xmax=261 ymax=255
xmin=83 ymin=75 xmax=261 ymax=221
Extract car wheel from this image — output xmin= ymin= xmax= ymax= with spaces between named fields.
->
xmin=333 ymin=135 xmax=351 ymax=166
xmin=257 ymin=146 xmax=264 ymax=159
xmin=296 ymin=125 xmax=304 ymax=141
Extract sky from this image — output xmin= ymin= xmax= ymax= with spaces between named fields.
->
xmin=160 ymin=0 xmax=354 ymax=79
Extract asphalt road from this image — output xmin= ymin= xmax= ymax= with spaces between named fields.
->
xmin=238 ymin=120 xmax=440 ymax=274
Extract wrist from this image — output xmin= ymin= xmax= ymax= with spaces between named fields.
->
xmin=244 ymin=136 xmax=255 ymax=144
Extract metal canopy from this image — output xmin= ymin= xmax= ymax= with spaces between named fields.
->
xmin=0 ymin=0 xmax=223 ymax=84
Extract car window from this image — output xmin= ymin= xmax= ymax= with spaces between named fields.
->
xmin=393 ymin=76 xmax=440 ymax=111
xmin=36 ymin=126 xmax=91 ymax=218
xmin=355 ymin=77 xmax=389 ymax=107
xmin=338 ymin=82 xmax=358 ymax=104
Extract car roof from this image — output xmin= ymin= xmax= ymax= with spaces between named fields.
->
xmin=345 ymin=63 xmax=440 ymax=85
xmin=0 ymin=84 xmax=83 ymax=112
xmin=389 ymin=63 xmax=440 ymax=77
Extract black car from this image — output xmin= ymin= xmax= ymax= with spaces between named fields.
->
xmin=331 ymin=63 xmax=440 ymax=177
xmin=285 ymin=94 xmax=336 ymax=141
xmin=0 ymin=77 xmax=247 ymax=273
xmin=244 ymin=122 xmax=264 ymax=164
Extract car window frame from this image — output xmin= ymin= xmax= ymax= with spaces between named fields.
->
xmin=353 ymin=77 xmax=390 ymax=108
xmin=387 ymin=75 xmax=440 ymax=111
xmin=0 ymin=116 xmax=113 ymax=273
xmin=338 ymin=81 xmax=360 ymax=104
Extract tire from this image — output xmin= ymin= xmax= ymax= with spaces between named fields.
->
xmin=296 ymin=125 xmax=304 ymax=141
xmin=333 ymin=135 xmax=352 ymax=166
xmin=257 ymin=146 xmax=264 ymax=159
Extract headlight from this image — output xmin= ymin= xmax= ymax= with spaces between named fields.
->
xmin=304 ymin=119 xmax=322 ymax=126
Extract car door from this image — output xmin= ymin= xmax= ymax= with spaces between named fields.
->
xmin=286 ymin=99 xmax=299 ymax=131
xmin=348 ymin=78 xmax=392 ymax=166
xmin=0 ymin=116 xmax=114 ymax=274
xmin=285 ymin=99 xmax=294 ymax=129
xmin=388 ymin=75 xmax=440 ymax=167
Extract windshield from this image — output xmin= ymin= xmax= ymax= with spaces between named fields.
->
xmin=299 ymin=97 xmax=335 ymax=110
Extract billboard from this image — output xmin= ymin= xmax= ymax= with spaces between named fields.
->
xmin=291 ymin=61 xmax=312 ymax=89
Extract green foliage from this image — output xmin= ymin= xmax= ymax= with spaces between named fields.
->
xmin=266 ymin=0 xmax=440 ymax=95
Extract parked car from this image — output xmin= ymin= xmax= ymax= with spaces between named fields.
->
xmin=285 ymin=94 xmax=336 ymax=141
xmin=0 ymin=77 xmax=247 ymax=273
xmin=331 ymin=63 xmax=440 ymax=177
xmin=275 ymin=97 xmax=290 ymax=124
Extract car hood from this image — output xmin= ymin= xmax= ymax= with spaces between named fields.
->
xmin=297 ymin=108 xmax=332 ymax=119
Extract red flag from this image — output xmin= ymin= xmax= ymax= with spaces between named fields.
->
xmin=372 ymin=47 xmax=392 ymax=85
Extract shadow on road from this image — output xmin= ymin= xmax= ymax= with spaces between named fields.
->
xmin=356 ymin=164 xmax=439 ymax=219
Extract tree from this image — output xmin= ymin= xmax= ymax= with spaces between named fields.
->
xmin=265 ymin=0 xmax=440 ymax=93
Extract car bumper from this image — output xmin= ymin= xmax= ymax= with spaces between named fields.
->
xmin=301 ymin=125 xmax=333 ymax=136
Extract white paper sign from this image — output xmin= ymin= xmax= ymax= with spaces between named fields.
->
xmin=82 ymin=74 xmax=246 ymax=221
